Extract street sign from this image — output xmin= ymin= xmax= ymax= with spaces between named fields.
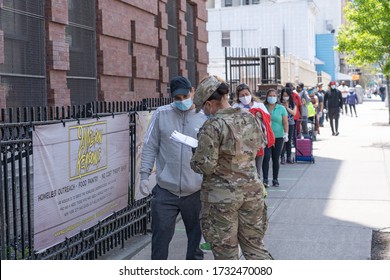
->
xmin=352 ymin=74 xmax=360 ymax=81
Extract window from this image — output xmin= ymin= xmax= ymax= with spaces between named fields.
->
xmin=0 ymin=0 xmax=46 ymax=107
xmin=166 ymin=0 xmax=179 ymax=84
xmin=221 ymin=31 xmax=230 ymax=47
xmin=66 ymin=0 xmax=97 ymax=106
xmin=185 ymin=3 xmax=196 ymax=87
xmin=224 ymin=0 xmax=233 ymax=7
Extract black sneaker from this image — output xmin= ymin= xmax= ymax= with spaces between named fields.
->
xmin=263 ymin=179 xmax=269 ymax=188
xmin=272 ymin=179 xmax=280 ymax=187
xmin=287 ymin=158 xmax=294 ymax=164
xmin=335 ymin=132 xmax=339 ymax=136
xmin=281 ymin=157 xmax=286 ymax=164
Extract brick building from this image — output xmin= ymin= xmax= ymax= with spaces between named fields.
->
xmin=0 ymin=0 xmax=208 ymax=108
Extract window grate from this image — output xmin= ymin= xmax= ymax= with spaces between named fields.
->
xmin=166 ymin=0 xmax=178 ymax=83
xmin=0 ymin=0 xmax=46 ymax=107
xmin=185 ymin=3 xmax=196 ymax=87
xmin=66 ymin=0 xmax=97 ymax=106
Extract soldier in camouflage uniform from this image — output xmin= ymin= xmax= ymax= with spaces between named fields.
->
xmin=190 ymin=75 xmax=273 ymax=260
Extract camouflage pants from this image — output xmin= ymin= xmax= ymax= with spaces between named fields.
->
xmin=200 ymin=198 xmax=273 ymax=260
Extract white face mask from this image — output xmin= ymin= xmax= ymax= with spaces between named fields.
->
xmin=331 ymin=85 xmax=336 ymax=89
xmin=283 ymin=96 xmax=289 ymax=101
xmin=239 ymin=95 xmax=252 ymax=106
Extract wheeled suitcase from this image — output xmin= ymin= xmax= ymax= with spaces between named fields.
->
xmin=295 ymin=137 xmax=315 ymax=163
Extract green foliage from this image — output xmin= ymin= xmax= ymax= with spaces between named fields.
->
xmin=336 ymin=0 xmax=390 ymax=77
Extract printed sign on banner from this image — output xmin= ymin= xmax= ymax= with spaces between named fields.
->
xmin=33 ymin=114 xmax=130 ymax=252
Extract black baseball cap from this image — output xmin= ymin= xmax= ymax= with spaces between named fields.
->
xmin=170 ymin=76 xmax=192 ymax=97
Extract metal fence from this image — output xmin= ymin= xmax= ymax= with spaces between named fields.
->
xmin=0 ymin=98 xmax=172 ymax=260
xmin=225 ymin=47 xmax=281 ymax=100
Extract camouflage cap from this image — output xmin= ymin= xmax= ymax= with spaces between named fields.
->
xmin=194 ymin=75 xmax=222 ymax=112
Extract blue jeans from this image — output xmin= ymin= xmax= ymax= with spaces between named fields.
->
xmin=151 ymin=185 xmax=204 ymax=260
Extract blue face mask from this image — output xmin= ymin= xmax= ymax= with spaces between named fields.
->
xmin=267 ymin=96 xmax=277 ymax=104
xmin=174 ymin=98 xmax=193 ymax=111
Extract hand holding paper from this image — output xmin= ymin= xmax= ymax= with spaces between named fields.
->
xmin=170 ymin=130 xmax=198 ymax=148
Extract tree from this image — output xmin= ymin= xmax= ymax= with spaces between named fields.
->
xmin=336 ymin=0 xmax=390 ymax=123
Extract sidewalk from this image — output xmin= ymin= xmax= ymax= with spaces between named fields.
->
xmin=119 ymin=97 xmax=390 ymax=260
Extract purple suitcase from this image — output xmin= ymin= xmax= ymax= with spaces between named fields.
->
xmin=295 ymin=138 xmax=315 ymax=163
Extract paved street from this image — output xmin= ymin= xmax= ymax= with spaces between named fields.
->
xmin=113 ymin=96 xmax=390 ymax=260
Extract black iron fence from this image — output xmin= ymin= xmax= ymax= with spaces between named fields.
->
xmin=0 ymin=98 xmax=172 ymax=260
xmin=225 ymin=46 xmax=281 ymax=100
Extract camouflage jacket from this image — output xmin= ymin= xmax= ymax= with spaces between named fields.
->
xmin=190 ymin=107 xmax=264 ymax=203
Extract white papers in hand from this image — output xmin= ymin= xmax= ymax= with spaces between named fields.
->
xmin=170 ymin=130 xmax=198 ymax=148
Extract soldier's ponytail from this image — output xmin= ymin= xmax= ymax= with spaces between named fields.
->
xmin=207 ymin=82 xmax=229 ymax=102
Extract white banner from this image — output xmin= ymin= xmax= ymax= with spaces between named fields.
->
xmin=33 ymin=114 xmax=130 ymax=252
xmin=134 ymin=111 xmax=156 ymax=200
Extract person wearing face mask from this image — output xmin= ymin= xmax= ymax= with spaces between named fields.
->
xmin=233 ymin=83 xmax=273 ymax=180
xmin=324 ymin=81 xmax=343 ymax=136
xmin=307 ymin=87 xmax=320 ymax=139
xmin=262 ymin=89 xmax=288 ymax=187
xmin=190 ymin=75 xmax=272 ymax=260
xmin=296 ymin=83 xmax=311 ymax=137
xmin=338 ymin=81 xmax=349 ymax=115
xmin=316 ymin=83 xmax=325 ymax=127
xmin=139 ymin=76 xmax=207 ymax=260
xmin=279 ymin=87 xmax=296 ymax=164
xmin=233 ymin=83 xmax=268 ymax=112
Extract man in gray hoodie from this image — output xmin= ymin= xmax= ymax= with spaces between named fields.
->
xmin=139 ymin=76 xmax=207 ymax=260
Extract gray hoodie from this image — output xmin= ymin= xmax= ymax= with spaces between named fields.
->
xmin=140 ymin=103 xmax=207 ymax=196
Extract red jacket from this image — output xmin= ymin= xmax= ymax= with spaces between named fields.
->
xmin=292 ymin=91 xmax=302 ymax=120
xmin=249 ymin=108 xmax=275 ymax=156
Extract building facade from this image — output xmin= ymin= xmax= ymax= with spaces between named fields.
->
xmin=0 ymin=0 xmax=209 ymax=108
xmin=206 ymin=0 xmax=348 ymax=86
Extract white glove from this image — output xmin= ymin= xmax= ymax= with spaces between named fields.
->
xmin=283 ymin=132 xmax=289 ymax=142
xmin=323 ymin=109 xmax=327 ymax=114
xmin=139 ymin=179 xmax=150 ymax=196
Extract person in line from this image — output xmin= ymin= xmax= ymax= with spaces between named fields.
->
xmin=262 ymin=89 xmax=288 ymax=187
xmin=379 ymin=84 xmax=386 ymax=102
xmin=279 ymin=87 xmax=296 ymax=164
xmin=338 ymin=81 xmax=349 ymax=115
xmin=232 ymin=83 xmax=268 ymax=112
xmin=296 ymin=83 xmax=310 ymax=137
xmin=233 ymin=83 xmax=273 ymax=180
xmin=316 ymin=83 xmax=325 ymax=127
xmin=139 ymin=76 xmax=206 ymax=260
xmin=346 ymin=88 xmax=358 ymax=117
xmin=286 ymin=83 xmax=302 ymax=148
xmin=190 ymin=75 xmax=273 ymax=260
xmin=308 ymin=87 xmax=320 ymax=139
xmin=324 ymin=81 xmax=343 ymax=136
